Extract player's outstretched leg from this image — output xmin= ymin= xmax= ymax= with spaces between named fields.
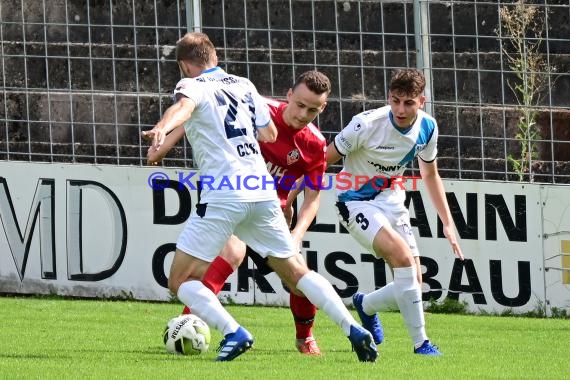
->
xmin=294 ymin=271 xmax=378 ymax=362
xmin=181 ymin=256 xmax=235 ymax=315
xmin=352 ymin=292 xmax=384 ymax=344
xmin=177 ymin=280 xmax=253 ymax=362
xmin=216 ymin=326 xmax=254 ymax=361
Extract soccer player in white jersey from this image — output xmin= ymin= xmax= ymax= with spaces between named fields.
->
xmin=142 ymin=32 xmax=377 ymax=362
xmin=148 ymin=71 xmax=333 ymax=356
xmin=326 ymin=68 xmax=464 ymax=356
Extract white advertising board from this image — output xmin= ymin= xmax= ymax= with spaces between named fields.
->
xmin=0 ymin=161 xmax=567 ymax=314
xmin=540 ymin=184 xmax=570 ymax=313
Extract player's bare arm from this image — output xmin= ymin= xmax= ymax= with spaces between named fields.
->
xmin=283 ymin=178 xmax=305 ymax=226
xmin=142 ymin=96 xmax=196 ymax=150
xmin=290 ymin=187 xmax=320 ymax=248
xmin=146 ymin=126 xmax=185 ymax=165
xmin=256 ymin=120 xmax=278 ymax=143
xmin=326 ymin=141 xmax=343 ymax=166
xmin=418 ymin=158 xmax=465 ymax=260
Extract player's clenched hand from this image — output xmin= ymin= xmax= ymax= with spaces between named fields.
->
xmin=442 ymin=224 xmax=464 ymax=260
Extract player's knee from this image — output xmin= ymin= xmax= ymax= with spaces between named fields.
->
xmin=389 ymin=251 xmax=416 ymax=268
xmin=373 ymin=228 xmax=415 ymax=267
xmin=376 ymin=241 xmax=415 ymax=267
xmin=286 ymin=260 xmax=310 ymax=285
xmin=220 ymin=237 xmax=246 ymax=269
xmin=268 ymin=256 xmax=308 ymax=285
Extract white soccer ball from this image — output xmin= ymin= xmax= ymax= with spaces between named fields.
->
xmin=163 ymin=314 xmax=211 ymax=355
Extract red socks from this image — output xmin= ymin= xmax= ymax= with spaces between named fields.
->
xmin=202 ymin=255 xmax=234 ymax=294
xmin=181 ymin=256 xmax=234 ymax=315
xmin=290 ymin=292 xmax=317 ymax=339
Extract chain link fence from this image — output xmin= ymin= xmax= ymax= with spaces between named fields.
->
xmin=1 ymin=0 xmax=568 ymax=182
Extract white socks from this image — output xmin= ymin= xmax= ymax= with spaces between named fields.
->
xmin=296 ymin=270 xmax=358 ymax=336
xmin=393 ymin=266 xmax=427 ymax=346
xmin=362 ymin=282 xmax=399 ymax=313
xmin=177 ymin=280 xmax=239 ymax=336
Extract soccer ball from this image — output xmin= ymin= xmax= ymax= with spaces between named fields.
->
xmin=163 ymin=314 xmax=211 ymax=355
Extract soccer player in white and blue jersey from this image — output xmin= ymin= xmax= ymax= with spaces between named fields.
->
xmin=327 ymin=69 xmax=464 ymax=356
xmin=142 ymin=32 xmax=377 ymax=362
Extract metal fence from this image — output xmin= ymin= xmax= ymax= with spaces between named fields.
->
xmin=1 ymin=0 xmax=569 ymax=182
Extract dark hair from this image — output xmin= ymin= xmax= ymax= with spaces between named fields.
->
xmin=293 ymin=70 xmax=331 ymax=95
xmin=389 ymin=69 xmax=426 ymax=98
xmin=175 ymin=32 xmax=217 ymax=67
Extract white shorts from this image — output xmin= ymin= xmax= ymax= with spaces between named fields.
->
xmin=176 ymin=199 xmax=296 ymax=262
xmin=335 ymin=200 xmax=419 ymax=257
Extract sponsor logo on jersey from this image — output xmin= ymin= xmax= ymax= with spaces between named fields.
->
xmin=338 ymin=134 xmax=352 ymax=149
xmin=266 ymin=161 xmax=287 ymax=178
xmin=353 ymin=123 xmax=361 ymax=131
xmin=367 ymin=160 xmax=403 ymax=173
xmin=287 ymin=149 xmax=300 ymax=165
xmin=376 ymin=145 xmax=395 ymax=150
xmin=415 ymin=143 xmax=426 ymax=152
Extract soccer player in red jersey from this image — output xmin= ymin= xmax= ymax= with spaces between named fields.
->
xmin=147 ymin=70 xmax=331 ymax=356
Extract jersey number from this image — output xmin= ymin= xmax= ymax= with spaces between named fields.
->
xmin=215 ymin=89 xmax=256 ymax=139
xmin=355 ymin=213 xmax=369 ymax=230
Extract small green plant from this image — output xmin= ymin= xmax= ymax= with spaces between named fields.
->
xmin=498 ymin=299 xmax=546 ymax=318
xmin=520 ymin=299 xmax=547 ymax=318
xmin=425 ymin=297 xmax=469 ymax=314
xmin=498 ymin=1 xmax=551 ymax=181
xmin=550 ymin=307 xmax=568 ymax=318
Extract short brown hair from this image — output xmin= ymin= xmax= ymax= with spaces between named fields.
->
xmin=389 ymin=69 xmax=426 ymax=98
xmin=175 ymin=32 xmax=217 ymax=67
xmin=293 ymin=70 xmax=331 ymax=95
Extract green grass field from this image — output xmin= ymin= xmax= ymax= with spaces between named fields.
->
xmin=0 ymin=296 xmax=567 ymax=380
